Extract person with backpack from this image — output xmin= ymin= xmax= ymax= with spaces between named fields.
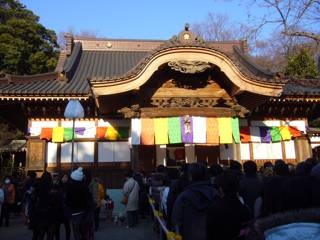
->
xmin=171 ymin=163 xmax=218 ymax=240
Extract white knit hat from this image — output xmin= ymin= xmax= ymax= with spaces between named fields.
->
xmin=71 ymin=167 xmax=84 ymax=181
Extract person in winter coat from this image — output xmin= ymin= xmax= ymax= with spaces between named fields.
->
xmin=207 ymin=172 xmax=251 ymax=240
xmin=123 ymin=169 xmax=140 ymax=228
xmin=60 ymin=174 xmax=71 ymax=240
xmin=239 ymin=161 xmax=262 ymax=215
xmin=171 ymin=163 xmax=218 ymax=240
xmin=0 ymin=176 xmax=16 ymax=227
xmin=31 ymin=171 xmax=54 ymax=240
xmin=66 ymin=167 xmax=92 ymax=240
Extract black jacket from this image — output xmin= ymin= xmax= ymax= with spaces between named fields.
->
xmin=172 ymin=181 xmax=218 ymax=240
xmin=66 ymin=180 xmax=91 ymax=215
xmin=207 ymin=195 xmax=251 ymax=240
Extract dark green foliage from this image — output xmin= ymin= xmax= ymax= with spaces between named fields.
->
xmin=284 ymin=48 xmax=318 ymax=79
xmin=0 ymin=0 xmax=59 ymax=75
xmin=0 ymin=117 xmax=24 ymax=146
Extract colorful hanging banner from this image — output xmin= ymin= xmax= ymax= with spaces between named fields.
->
xmin=181 ymin=116 xmax=193 ymax=143
xmin=154 ymin=118 xmax=168 ymax=144
xmin=40 ymin=128 xmax=53 ymax=140
xmin=270 ymin=126 xmax=282 ymax=142
xmin=52 ymin=127 xmax=64 ymax=143
xmin=141 ymin=119 xmax=155 ymax=145
xmin=64 ymin=128 xmax=74 ymax=141
xmin=240 ymin=127 xmax=251 ymax=143
xmin=260 ymin=127 xmax=271 ymax=143
xmin=168 ymin=117 xmax=182 ymax=144
xmin=29 ymin=127 xmax=41 ymax=136
xmin=231 ymin=118 xmax=240 ymax=144
xmin=118 ymin=127 xmax=129 ymax=139
xmin=218 ymin=117 xmax=233 ymax=144
xmin=96 ymin=127 xmax=107 ymax=139
xmin=279 ymin=126 xmax=292 ymax=140
xmin=193 ymin=117 xmax=206 ymax=143
xmin=131 ymin=118 xmax=141 ymax=145
xmin=75 ymin=127 xmax=85 ymax=136
xmin=206 ymin=118 xmax=219 ymax=144
xmin=106 ymin=127 xmax=119 ymax=140
xmin=288 ymin=126 xmax=302 ymax=137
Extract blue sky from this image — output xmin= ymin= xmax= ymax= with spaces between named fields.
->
xmin=20 ymin=0 xmax=257 ymax=40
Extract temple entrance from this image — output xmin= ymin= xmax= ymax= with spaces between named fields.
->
xmin=154 ymin=144 xmax=220 ymax=168
xmin=166 ymin=144 xmax=186 ymax=167
xmin=195 ymin=144 xmax=220 ymax=165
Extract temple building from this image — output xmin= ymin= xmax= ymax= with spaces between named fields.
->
xmin=1 ymin=26 xmax=320 ymax=187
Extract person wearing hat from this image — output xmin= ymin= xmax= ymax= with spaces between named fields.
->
xmin=66 ymin=167 xmax=91 ymax=240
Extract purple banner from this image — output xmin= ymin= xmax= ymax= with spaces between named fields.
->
xmin=75 ymin=127 xmax=86 ymax=135
xmin=260 ymin=127 xmax=271 ymax=143
xmin=180 ymin=116 xmax=193 ymax=143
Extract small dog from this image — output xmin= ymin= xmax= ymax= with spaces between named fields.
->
xmin=113 ymin=212 xmax=126 ymax=226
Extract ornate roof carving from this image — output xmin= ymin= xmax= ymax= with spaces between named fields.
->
xmin=168 ymin=60 xmax=211 ymax=74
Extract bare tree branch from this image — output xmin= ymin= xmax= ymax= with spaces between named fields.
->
xmin=283 ymin=30 xmax=320 ymax=42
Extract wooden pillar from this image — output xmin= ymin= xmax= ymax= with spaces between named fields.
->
xmin=94 ymin=141 xmax=98 ymax=173
xmin=232 ymin=143 xmax=241 ymax=161
xmin=294 ymin=136 xmax=312 ymax=162
xmin=57 ymin=143 xmax=61 ymax=172
xmin=131 ymin=145 xmax=139 ymax=171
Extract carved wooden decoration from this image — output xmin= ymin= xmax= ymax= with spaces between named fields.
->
xmin=168 ymin=60 xmax=211 ymax=74
xmin=118 ymin=104 xmax=140 ymax=118
xmin=26 ymin=140 xmax=46 ymax=170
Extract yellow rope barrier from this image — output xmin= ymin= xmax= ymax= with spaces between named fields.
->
xmin=148 ymin=196 xmax=181 ymax=240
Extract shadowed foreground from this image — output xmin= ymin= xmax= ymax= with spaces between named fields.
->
xmin=0 ymin=213 xmax=155 ymax=240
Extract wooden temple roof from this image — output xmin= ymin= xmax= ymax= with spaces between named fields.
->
xmin=0 ymin=27 xmax=318 ymax=100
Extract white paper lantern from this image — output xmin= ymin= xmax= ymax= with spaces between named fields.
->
xmin=64 ymin=100 xmax=84 ymax=119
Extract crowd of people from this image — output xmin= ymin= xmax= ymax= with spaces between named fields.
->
xmin=147 ymin=158 xmax=320 ymax=240
xmin=1 ymin=157 xmax=320 ymax=240
xmin=0 ymin=167 xmax=106 ymax=240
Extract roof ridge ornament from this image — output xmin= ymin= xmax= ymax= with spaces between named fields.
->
xmin=167 ymin=23 xmax=206 ymax=47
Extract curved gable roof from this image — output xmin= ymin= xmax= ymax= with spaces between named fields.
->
xmin=0 ymin=28 xmax=293 ymax=99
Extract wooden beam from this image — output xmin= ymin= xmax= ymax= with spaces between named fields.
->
xmin=140 ymin=107 xmax=238 ymax=117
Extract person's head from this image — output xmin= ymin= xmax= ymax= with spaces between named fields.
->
xmin=4 ymin=176 xmax=11 ymax=185
xmin=61 ymin=174 xmax=69 ymax=184
xmin=156 ymin=165 xmax=167 ymax=173
xmin=275 ymin=159 xmax=285 ymax=166
xmin=27 ymin=171 xmax=37 ymax=180
xmin=306 ymin=157 xmax=317 ymax=168
xmin=215 ymin=173 xmax=239 ymax=197
xmin=243 ymin=161 xmax=258 ymax=176
xmin=70 ymin=167 xmax=84 ymax=182
xmin=229 ymin=160 xmax=242 ymax=172
xmin=274 ymin=162 xmax=289 ymax=176
xmin=209 ymin=163 xmax=223 ymax=178
xmin=125 ymin=169 xmax=134 ymax=179
xmin=262 ymin=167 xmax=274 ymax=178
xmin=263 ymin=161 xmax=273 ymax=169
xmin=295 ymin=161 xmax=313 ymax=176
xmin=52 ymin=172 xmax=60 ymax=184
xmin=40 ymin=171 xmax=52 ymax=185
xmin=188 ymin=163 xmax=207 ymax=183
